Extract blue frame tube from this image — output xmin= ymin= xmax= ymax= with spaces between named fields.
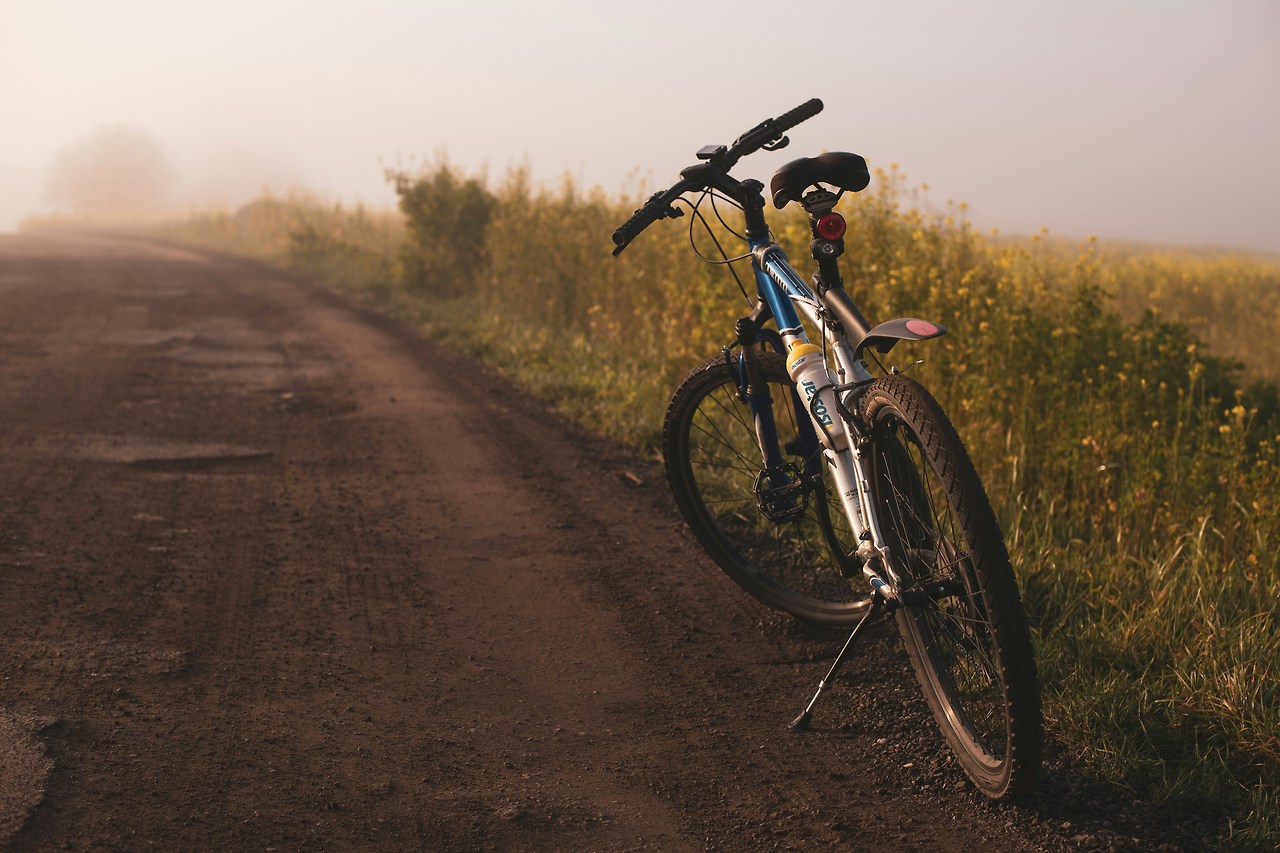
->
xmin=738 ymin=239 xmax=828 ymax=479
xmin=750 ymin=239 xmax=813 ymax=342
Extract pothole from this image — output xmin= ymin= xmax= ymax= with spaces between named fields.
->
xmin=100 ymin=330 xmax=194 ymax=347
xmin=9 ymin=640 xmax=192 ymax=679
xmin=118 ymin=288 xmax=191 ymax=299
xmin=126 ymin=449 xmax=273 ymax=472
xmin=52 ymin=435 xmax=274 ymax=471
xmin=177 ymin=346 xmax=285 ymax=367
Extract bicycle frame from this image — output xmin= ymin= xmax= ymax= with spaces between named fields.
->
xmin=610 ymin=107 xmax=950 ymax=600
xmin=739 ymin=229 xmax=924 ymax=597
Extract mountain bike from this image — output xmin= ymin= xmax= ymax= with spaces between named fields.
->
xmin=611 ymin=99 xmax=1042 ymax=800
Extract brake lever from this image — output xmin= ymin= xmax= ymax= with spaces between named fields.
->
xmin=762 ymin=135 xmax=790 ymax=151
xmin=646 ymin=191 xmax=685 ymax=220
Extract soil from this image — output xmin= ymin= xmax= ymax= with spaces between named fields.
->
xmin=0 ymin=231 xmax=1222 ymax=850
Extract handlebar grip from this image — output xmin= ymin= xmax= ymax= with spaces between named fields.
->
xmin=774 ymin=98 xmax=823 ymax=133
xmin=611 ymin=197 xmax=664 ymax=256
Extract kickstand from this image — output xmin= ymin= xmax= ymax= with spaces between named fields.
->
xmin=790 ymin=594 xmax=884 ymax=732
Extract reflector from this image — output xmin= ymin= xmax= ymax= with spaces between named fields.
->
xmin=816 ymin=213 xmax=846 ymax=240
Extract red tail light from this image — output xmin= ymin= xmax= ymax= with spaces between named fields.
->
xmin=816 ymin=212 xmax=846 ymax=240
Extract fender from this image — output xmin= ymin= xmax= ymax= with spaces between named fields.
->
xmin=852 ymin=317 xmax=947 ymax=356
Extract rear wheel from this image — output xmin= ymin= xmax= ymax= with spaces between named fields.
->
xmin=664 ymin=352 xmax=869 ymax=627
xmin=862 ymin=375 xmax=1041 ymax=799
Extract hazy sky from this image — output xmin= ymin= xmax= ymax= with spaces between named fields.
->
xmin=3 ymin=0 xmax=1278 ymax=252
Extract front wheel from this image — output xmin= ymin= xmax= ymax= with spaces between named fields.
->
xmin=861 ymin=375 xmax=1042 ymax=800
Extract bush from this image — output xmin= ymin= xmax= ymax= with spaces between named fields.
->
xmin=388 ymin=164 xmax=495 ymax=296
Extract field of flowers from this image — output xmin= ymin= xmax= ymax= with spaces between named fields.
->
xmin=152 ymin=164 xmax=1280 ymax=846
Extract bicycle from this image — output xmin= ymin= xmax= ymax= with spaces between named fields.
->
xmin=611 ymin=98 xmax=1042 ymax=800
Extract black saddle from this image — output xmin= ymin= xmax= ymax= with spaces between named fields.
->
xmin=769 ymin=152 xmax=870 ymax=208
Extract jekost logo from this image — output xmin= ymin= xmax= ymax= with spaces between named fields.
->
xmin=800 ymin=380 xmax=834 ymax=427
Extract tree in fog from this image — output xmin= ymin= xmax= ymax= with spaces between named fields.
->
xmin=45 ymin=127 xmax=174 ymax=215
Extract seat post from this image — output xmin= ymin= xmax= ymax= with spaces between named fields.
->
xmin=801 ymin=189 xmax=846 ymax=293
xmin=797 ymin=189 xmax=875 ymax=340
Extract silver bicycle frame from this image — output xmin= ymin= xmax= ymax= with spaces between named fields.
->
xmin=750 ymin=241 xmax=903 ymax=589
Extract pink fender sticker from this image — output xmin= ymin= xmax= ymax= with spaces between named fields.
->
xmin=905 ymin=319 xmax=939 ymax=336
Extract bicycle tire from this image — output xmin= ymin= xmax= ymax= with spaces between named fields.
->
xmin=664 ymin=352 xmax=871 ymax=627
xmin=861 ymin=375 xmax=1041 ymax=799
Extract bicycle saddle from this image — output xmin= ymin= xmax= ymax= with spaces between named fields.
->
xmin=770 ymin=152 xmax=870 ymax=208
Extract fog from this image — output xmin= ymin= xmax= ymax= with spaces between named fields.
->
xmin=3 ymin=0 xmax=1278 ymax=252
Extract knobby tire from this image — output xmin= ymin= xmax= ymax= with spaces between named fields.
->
xmin=862 ymin=375 xmax=1042 ymax=800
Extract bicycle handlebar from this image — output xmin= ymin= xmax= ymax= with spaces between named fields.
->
xmin=775 ymin=98 xmax=824 ymax=133
xmin=611 ymin=98 xmax=823 ymax=256
xmin=728 ymin=97 xmax=823 ymax=162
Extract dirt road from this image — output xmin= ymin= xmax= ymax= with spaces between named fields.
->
xmin=0 ymin=232 xmax=1210 ymax=850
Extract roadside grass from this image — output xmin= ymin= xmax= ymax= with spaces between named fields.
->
xmin=143 ymin=165 xmax=1279 ymax=848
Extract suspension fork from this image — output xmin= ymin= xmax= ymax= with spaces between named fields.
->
xmin=732 ymin=307 xmax=821 ymax=467
xmin=734 ymin=310 xmax=787 ymax=473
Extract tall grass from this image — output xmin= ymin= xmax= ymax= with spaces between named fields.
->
xmin=1103 ymin=247 xmax=1280 ymax=387
xmin=151 ymin=165 xmax=1279 ymax=847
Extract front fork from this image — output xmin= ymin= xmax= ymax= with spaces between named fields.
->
xmin=734 ymin=314 xmax=791 ymax=474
